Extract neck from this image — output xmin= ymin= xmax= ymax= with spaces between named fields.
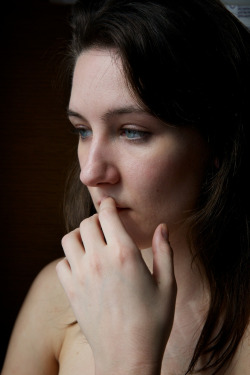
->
xmin=141 ymin=226 xmax=210 ymax=373
xmin=142 ymin=225 xmax=209 ymax=307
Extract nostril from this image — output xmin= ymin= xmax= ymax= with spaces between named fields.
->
xmin=79 ymin=161 xmax=120 ymax=187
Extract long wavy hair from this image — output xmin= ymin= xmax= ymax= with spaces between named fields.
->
xmin=63 ymin=0 xmax=250 ymax=373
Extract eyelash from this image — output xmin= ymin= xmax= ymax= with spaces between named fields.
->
xmin=73 ymin=128 xmax=91 ymax=139
xmin=72 ymin=127 xmax=150 ymax=143
xmin=120 ymin=128 xmax=150 ymax=141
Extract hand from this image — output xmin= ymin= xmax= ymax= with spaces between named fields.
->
xmin=56 ymin=197 xmax=177 ymax=375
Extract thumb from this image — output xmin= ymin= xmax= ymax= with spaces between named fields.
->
xmin=152 ymin=224 xmax=176 ymax=291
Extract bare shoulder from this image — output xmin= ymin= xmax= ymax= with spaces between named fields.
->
xmin=28 ymin=258 xmax=75 ymax=322
xmin=17 ymin=258 xmax=75 ymax=329
xmin=2 ymin=258 xmax=76 ymax=375
xmin=28 ymin=258 xmax=71 ymax=314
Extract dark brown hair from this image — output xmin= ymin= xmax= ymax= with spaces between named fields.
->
xmin=63 ymin=0 xmax=250 ymax=373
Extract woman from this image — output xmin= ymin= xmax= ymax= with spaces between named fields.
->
xmin=2 ymin=0 xmax=250 ymax=374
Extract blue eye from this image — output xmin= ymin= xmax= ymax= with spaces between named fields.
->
xmin=73 ymin=128 xmax=92 ymax=139
xmin=79 ymin=129 xmax=92 ymax=139
xmin=122 ymin=129 xmax=148 ymax=140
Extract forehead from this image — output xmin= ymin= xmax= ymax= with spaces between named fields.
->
xmin=70 ymin=49 xmax=140 ymax=112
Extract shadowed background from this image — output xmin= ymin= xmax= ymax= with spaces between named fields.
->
xmin=0 ymin=0 xmax=76 ymax=367
xmin=1 ymin=0 xmax=249 ymax=369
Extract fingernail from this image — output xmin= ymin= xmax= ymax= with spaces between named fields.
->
xmin=161 ymin=223 xmax=169 ymax=241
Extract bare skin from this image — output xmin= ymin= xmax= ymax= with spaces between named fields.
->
xmin=1 ymin=250 xmax=249 ymax=375
xmin=2 ymin=49 xmax=249 ymax=374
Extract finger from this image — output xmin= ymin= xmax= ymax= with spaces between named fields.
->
xmin=152 ymin=224 xmax=177 ymax=292
xmin=56 ymin=257 xmax=72 ymax=289
xmin=61 ymin=228 xmax=85 ymax=270
xmin=79 ymin=214 xmax=106 ymax=251
xmin=98 ymin=197 xmax=134 ymax=247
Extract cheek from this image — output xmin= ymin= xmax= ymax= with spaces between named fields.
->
xmin=129 ymin=152 xmax=182 ymax=189
xmin=129 ymin=148 xmax=206 ymax=211
xmin=124 ymin=156 xmax=173 ymax=208
xmin=78 ymin=144 xmax=86 ymax=166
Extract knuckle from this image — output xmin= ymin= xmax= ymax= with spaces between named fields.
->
xmin=75 ymin=268 xmax=86 ymax=285
xmin=79 ymin=218 xmax=88 ymax=232
xmin=61 ymin=235 xmax=67 ymax=248
xmin=55 ymin=259 xmax=63 ymax=276
xmin=88 ymin=213 xmax=99 ymax=226
xmin=61 ymin=229 xmax=80 ymax=249
xmin=115 ymin=242 xmax=137 ymax=267
xmin=61 ymin=233 xmax=70 ymax=248
xmin=80 ymin=214 xmax=99 ymax=232
xmin=66 ymin=285 xmax=76 ymax=301
xmin=89 ymin=254 xmax=103 ymax=275
xmin=116 ymin=245 xmax=127 ymax=265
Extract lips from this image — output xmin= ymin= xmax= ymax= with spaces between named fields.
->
xmin=97 ymin=197 xmax=128 ymax=211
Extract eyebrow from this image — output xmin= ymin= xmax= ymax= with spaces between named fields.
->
xmin=67 ymin=105 xmax=151 ymax=123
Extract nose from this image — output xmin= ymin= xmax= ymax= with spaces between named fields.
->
xmin=78 ymin=137 xmax=120 ymax=187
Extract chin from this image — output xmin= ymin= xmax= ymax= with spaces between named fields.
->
xmin=125 ymin=226 xmax=153 ymax=250
xmin=117 ymin=212 xmax=154 ymax=249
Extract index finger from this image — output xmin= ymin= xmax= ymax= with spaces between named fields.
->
xmin=98 ymin=197 xmax=134 ymax=248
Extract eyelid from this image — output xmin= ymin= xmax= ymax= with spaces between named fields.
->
xmin=69 ymin=117 xmax=86 ymax=127
xmin=69 ymin=119 xmax=89 ymax=130
xmin=121 ymin=123 xmax=148 ymax=130
xmin=121 ymin=123 xmax=151 ymax=133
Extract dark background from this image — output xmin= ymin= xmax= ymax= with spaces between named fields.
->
xmin=0 ymin=0 xmax=77 ymax=367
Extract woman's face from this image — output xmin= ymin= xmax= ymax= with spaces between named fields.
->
xmin=68 ymin=49 xmax=209 ymax=249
